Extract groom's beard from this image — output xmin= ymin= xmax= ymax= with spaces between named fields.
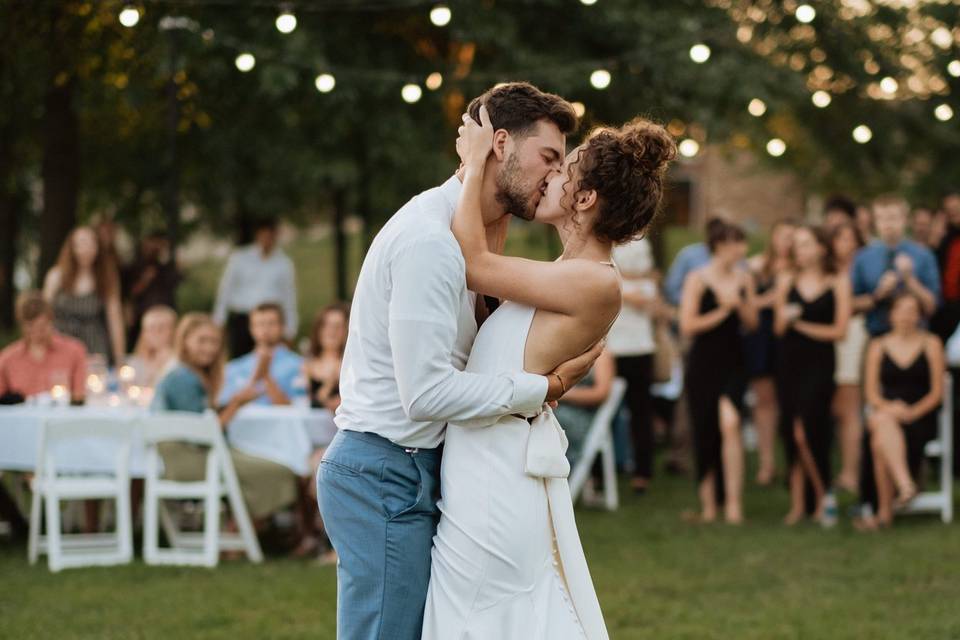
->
xmin=494 ymin=153 xmax=536 ymax=222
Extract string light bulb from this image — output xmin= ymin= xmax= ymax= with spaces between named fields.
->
xmin=678 ymin=139 xmax=700 ymax=158
xmin=235 ymin=53 xmax=256 ymax=72
xmin=795 ymin=4 xmax=816 ymax=23
xmin=852 ymin=125 xmax=872 ymax=143
xmin=590 ymin=69 xmax=611 ymax=89
xmin=119 ymin=5 xmax=140 ymax=28
xmin=748 ymin=99 xmax=767 ymax=117
xmin=690 ymin=44 xmax=711 ymax=64
xmin=580 ymin=0 xmax=597 ymax=5
xmin=572 ymin=102 xmax=586 ymax=118
xmin=948 ymin=60 xmax=960 ymax=78
xmin=402 ymin=83 xmax=423 ymax=103
xmin=880 ymin=77 xmax=898 ymax=94
xmin=276 ymin=10 xmax=297 ymax=34
xmin=766 ymin=138 xmax=786 ymax=157
xmin=430 ymin=4 xmax=451 ymax=27
xmin=812 ymin=91 xmax=831 ymax=108
xmin=315 ymin=73 xmax=335 ymax=93
xmin=935 ymin=104 xmax=954 ymax=122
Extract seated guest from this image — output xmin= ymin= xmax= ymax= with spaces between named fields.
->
xmin=305 ymin=303 xmax=349 ymax=411
xmin=0 ymin=292 xmax=87 ymax=404
xmin=152 ymin=313 xmax=296 ymax=524
xmin=294 ymin=303 xmax=349 ymax=561
xmin=218 ymin=303 xmax=304 ymax=408
xmin=862 ymin=292 xmax=944 ymax=528
xmin=127 ymin=305 xmax=177 ymax=388
xmin=554 ymin=349 xmax=617 ymax=470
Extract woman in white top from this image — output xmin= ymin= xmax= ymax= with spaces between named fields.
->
xmin=831 ymin=221 xmax=868 ymax=493
xmin=608 ymin=237 xmax=658 ymax=493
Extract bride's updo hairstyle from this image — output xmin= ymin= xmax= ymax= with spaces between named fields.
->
xmin=567 ymin=117 xmax=677 ymax=244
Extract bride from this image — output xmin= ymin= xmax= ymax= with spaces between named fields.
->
xmin=421 ymin=105 xmax=677 ymax=639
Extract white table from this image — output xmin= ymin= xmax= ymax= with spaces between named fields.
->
xmin=0 ymin=404 xmax=338 ymax=477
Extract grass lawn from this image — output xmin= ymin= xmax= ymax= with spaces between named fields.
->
xmin=2 ymin=464 xmax=958 ymax=640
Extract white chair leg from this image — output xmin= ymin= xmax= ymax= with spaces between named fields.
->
xmin=601 ymin=433 xmax=618 ymax=511
xmin=219 ymin=448 xmax=263 ymax=563
xmin=27 ymin=482 xmax=41 ymax=565
xmin=116 ymin=479 xmax=133 ymax=563
xmin=44 ymin=487 xmax=62 ymax=573
xmin=202 ymin=451 xmax=220 ymax=568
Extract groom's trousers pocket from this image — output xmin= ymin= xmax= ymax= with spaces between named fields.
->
xmin=380 ymin=453 xmax=440 ymax=521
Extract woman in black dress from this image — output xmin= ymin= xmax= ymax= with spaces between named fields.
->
xmin=774 ymin=225 xmax=851 ymax=525
xmin=746 ymin=219 xmax=797 ymax=485
xmin=863 ymin=292 xmax=944 ymax=527
xmin=680 ymin=221 xmax=758 ymax=524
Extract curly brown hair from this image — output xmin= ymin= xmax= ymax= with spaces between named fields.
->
xmin=467 ymin=82 xmax=578 ymax=138
xmin=565 ymin=117 xmax=677 ymax=244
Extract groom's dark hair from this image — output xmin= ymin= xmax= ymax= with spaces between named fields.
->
xmin=467 ymin=82 xmax=578 ymax=139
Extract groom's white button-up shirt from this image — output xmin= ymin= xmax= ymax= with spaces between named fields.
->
xmin=335 ymin=175 xmax=548 ymax=448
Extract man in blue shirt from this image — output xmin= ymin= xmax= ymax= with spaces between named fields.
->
xmin=663 ymin=219 xmax=738 ymax=306
xmin=219 ymin=302 xmax=305 ymax=408
xmin=851 ymin=195 xmax=940 ymax=337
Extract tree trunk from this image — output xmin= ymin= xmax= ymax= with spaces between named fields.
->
xmin=38 ymin=7 xmax=79 ymax=281
xmin=333 ymin=189 xmax=348 ymax=301
xmin=0 ymin=156 xmax=17 ymax=330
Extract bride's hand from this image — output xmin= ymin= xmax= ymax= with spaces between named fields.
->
xmin=456 ymin=104 xmax=494 ymax=173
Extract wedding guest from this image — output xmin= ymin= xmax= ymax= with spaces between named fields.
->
xmin=212 ymin=219 xmax=298 ymax=357
xmin=608 ymin=237 xmax=657 ymax=493
xmin=42 ymin=226 xmax=125 ymax=365
xmin=123 ymin=232 xmax=180 ymax=348
xmin=774 ymin=225 xmax=851 ymax=525
xmin=822 ymin=195 xmax=857 ymax=231
xmin=151 ymin=314 xmax=296 ymax=524
xmin=0 ymin=292 xmax=87 ymax=404
xmin=856 ymin=205 xmax=875 ymax=243
xmin=292 ymin=303 xmax=349 ymax=561
xmin=305 ymin=303 xmax=350 ymax=411
xmin=862 ymin=292 xmax=944 ymax=528
xmin=680 ymin=220 xmax=757 ymax=524
xmin=933 ymin=189 xmax=960 ymax=342
xmin=663 ymin=217 xmax=727 ymax=306
xmin=746 ymin=218 xmax=796 ymax=485
xmin=910 ymin=206 xmax=938 ymax=249
xmin=127 ymin=305 xmax=177 ymax=388
xmin=218 ymin=303 xmax=304 ymax=409
xmin=831 ymin=222 xmax=868 ymax=493
xmin=852 ymin=195 xmax=940 ymax=338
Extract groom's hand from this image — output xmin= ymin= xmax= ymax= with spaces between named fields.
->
xmin=545 ymin=340 xmax=606 ymax=402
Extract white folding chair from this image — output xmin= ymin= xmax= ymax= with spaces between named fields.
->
xmin=140 ymin=411 xmax=263 ymax=566
xmin=28 ymin=418 xmax=134 ymax=572
xmin=568 ymin=377 xmax=627 ymax=511
xmin=903 ymin=374 xmax=954 ymax=523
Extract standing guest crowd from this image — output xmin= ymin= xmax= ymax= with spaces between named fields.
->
xmin=2 ymin=189 xmax=959 ymax=553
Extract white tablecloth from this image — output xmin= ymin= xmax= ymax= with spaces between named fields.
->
xmin=0 ymin=404 xmax=338 ymax=477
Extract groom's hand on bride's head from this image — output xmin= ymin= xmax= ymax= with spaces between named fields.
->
xmin=545 ymin=340 xmax=606 ymax=402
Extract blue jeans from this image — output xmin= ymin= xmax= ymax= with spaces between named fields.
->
xmin=317 ymin=430 xmax=441 ymax=640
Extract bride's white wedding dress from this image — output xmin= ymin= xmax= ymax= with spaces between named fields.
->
xmin=421 ymin=301 xmax=609 ymax=640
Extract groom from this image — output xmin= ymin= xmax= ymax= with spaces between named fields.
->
xmin=317 ymin=82 xmax=602 ymax=640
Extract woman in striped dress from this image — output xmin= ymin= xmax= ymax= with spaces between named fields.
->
xmin=43 ymin=226 xmax=125 ymax=366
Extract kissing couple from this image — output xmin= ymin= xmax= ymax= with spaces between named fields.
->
xmin=317 ymin=81 xmax=677 ymax=639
